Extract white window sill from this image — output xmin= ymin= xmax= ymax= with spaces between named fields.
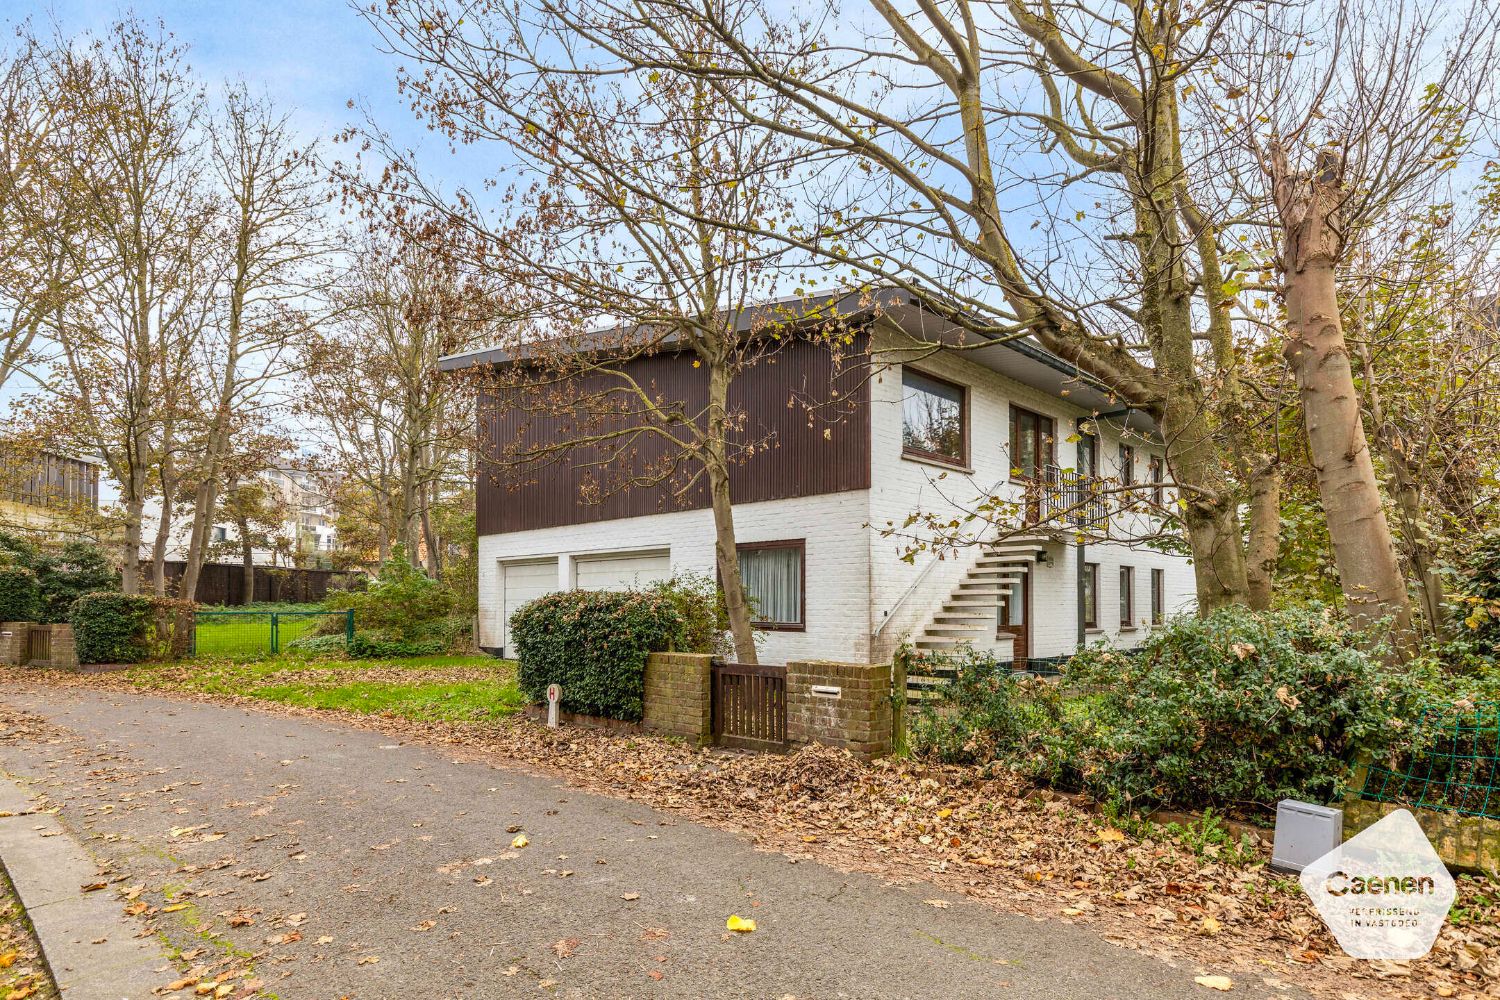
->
xmin=900 ymin=451 xmax=974 ymax=476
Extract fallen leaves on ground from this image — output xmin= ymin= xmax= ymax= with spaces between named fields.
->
xmin=5 ymin=670 xmax=1498 ymax=1000
xmin=1194 ymin=974 xmax=1234 ymax=991
xmin=726 ymin=915 xmax=756 ymax=933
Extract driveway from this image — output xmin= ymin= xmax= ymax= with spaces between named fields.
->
xmin=0 ymin=684 xmax=1290 ymax=999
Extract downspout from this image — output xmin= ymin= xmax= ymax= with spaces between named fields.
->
xmin=1076 ymin=537 xmax=1087 ymax=650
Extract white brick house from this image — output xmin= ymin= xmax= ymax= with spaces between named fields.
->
xmin=441 ymin=291 xmax=1196 ymax=666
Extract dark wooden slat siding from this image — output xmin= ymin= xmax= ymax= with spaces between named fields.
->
xmin=477 ymin=335 xmax=871 ymax=535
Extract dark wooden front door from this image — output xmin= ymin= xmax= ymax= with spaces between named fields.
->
xmin=997 ymin=576 xmax=1030 ymax=665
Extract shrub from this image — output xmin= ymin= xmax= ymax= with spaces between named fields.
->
xmin=903 ymin=643 xmax=1069 ymax=773
xmin=0 ymin=565 xmax=42 ymax=622
xmin=1058 ymin=604 xmax=1428 ymax=813
xmin=0 ymin=533 xmax=118 ymax=623
xmin=346 ymin=633 xmax=449 ymax=659
xmin=283 ymin=632 xmax=351 ymax=657
xmin=323 ymin=550 xmax=455 ymax=642
xmin=70 ymin=593 xmax=157 ymax=663
xmin=510 ymin=589 xmax=684 ymax=721
xmin=70 ymin=593 xmax=196 ymax=664
xmin=646 ymin=572 xmax=736 ymax=657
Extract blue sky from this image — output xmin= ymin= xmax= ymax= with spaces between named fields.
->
xmin=11 ymin=1 xmax=418 ymax=153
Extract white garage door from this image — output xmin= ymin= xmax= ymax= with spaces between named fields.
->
xmin=500 ymin=558 xmax=558 ymax=654
xmin=574 ymin=550 xmax=670 ymax=591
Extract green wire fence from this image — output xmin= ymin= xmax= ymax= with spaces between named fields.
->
xmin=190 ymin=610 xmax=354 ymax=658
xmin=1357 ymin=700 xmax=1500 ymax=820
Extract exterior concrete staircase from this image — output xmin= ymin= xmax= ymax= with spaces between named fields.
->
xmin=911 ymin=535 xmax=1049 ymax=653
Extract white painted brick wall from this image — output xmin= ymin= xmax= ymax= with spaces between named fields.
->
xmin=476 ymin=325 xmax=1198 ymax=665
xmin=864 ymin=321 xmax=1196 ymax=659
xmin=478 ymin=490 xmax=872 ymax=664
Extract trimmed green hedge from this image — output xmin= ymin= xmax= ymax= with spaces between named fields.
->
xmin=0 ymin=565 xmax=41 ymax=622
xmin=70 ymin=593 xmax=196 ymax=664
xmin=510 ymin=590 xmax=684 ymax=721
xmin=70 ymin=592 xmax=157 ymax=663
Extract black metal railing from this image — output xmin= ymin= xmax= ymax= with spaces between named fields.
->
xmin=1024 ymin=465 xmax=1108 ymax=529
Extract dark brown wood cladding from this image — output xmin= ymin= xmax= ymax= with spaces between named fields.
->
xmin=476 ymin=335 xmax=871 ymax=535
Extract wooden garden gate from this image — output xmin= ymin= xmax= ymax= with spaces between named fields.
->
xmin=711 ymin=661 xmax=787 ymax=751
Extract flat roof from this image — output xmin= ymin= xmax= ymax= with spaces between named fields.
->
xmin=438 ymin=288 xmax=1157 ymax=435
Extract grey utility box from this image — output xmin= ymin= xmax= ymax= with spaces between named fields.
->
xmin=1271 ymin=800 xmax=1343 ymax=873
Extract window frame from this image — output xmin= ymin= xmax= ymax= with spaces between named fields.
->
xmin=900 ymin=368 xmax=969 ymax=469
xmin=1148 ymin=454 xmax=1165 ymax=506
xmin=1119 ymin=566 xmax=1135 ymax=627
xmin=734 ymin=538 xmax=807 ymax=632
xmin=1008 ymin=405 xmax=1057 ymax=481
xmin=1118 ymin=443 xmax=1136 ymax=486
xmin=1082 ymin=561 xmax=1100 ymax=630
xmin=1151 ymin=567 xmax=1165 ymax=625
xmin=1077 ymin=431 xmax=1098 ymax=479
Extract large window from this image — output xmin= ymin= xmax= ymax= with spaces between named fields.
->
xmin=1082 ymin=562 xmax=1099 ymax=629
xmin=738 ymin=540 xmax=805 ymax=630
xmin=1151 ymin=568 xmax=1165 ymax=625
xmin=1120 ymin=566 xmax=1135 ymax=627
xmin=1009 ymin=406 xmax=1056 ymax=479
xmin=901 ymin=369 xmax=967 ymax=465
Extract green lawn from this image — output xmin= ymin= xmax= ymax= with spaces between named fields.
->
xmin=190 ymin=611 xmax=349 ymax=657
xmin=127 ymin=654 xmax=524 ymax=723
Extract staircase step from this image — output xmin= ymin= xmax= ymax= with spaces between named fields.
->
xmin=932 ymin=612 xmax=994 ymax=623
xmin=923 ymin=625 xmax=988 ymax=637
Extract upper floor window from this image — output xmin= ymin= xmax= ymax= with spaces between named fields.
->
xmin=738 ymin=540 xmax=805 ymax=630
xmin=1148 ymin=455 xmax=1165 ymax=505
xmin=1077 ymin=431 xmax=1098 ymax=479
xmin=901 ymin=369 xmax=967 ymax=466
xmin=1118 ymin=443 xmax=1135 ymax=486
xmin=1009 ymin=406 xmax=1056 ymax=480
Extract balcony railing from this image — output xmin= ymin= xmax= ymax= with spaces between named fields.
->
xmin=1023 ymin=464 xmax=1109 ymax=530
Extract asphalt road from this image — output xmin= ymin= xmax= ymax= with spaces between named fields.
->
xmin=0 ymin=684 xmax=1294 ymax=1000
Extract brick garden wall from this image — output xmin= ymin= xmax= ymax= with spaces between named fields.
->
xmin=642 ymin=652 xmax=714 ymax=744
xmin=786 ymin=660 xmax=893 ymax=761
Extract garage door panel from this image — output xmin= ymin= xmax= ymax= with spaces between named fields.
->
xmin=574 ymin=551 xmax=670 ymax=591
xmin=500 ymin=558 xmax=557 ymax=652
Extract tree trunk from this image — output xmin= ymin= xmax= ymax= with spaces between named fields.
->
xmin=121 ymin=497 xmax=144 ymax=595
xmin=1273 ymin=147 xmax=1413 ymax=645
xmin=1158 ymin=422 xmax=1252 ymax=621
xmin=1246 ymin=456 xmax=1281 ymax=611
xmin=179 ymin=479 xmax=219 ymax=602
xmin=706 ymin=363 xmax=757 ymax=663
xmin=236 ymin=515 xmax=255 ymax=605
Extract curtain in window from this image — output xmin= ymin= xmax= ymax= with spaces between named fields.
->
xmin=742 ymin=546 xmax=802 ymax=624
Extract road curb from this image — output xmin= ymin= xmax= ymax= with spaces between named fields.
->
xmin=0 ymin=776 xmax=170 ymax=1000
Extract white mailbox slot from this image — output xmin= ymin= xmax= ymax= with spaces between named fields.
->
xmin=811 ymin=685 xmax=842 ymax=699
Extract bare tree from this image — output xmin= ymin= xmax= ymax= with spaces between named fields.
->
xmin=297 ymin=229 xmax=482 ymax=576
xmin=351 ymin=3 xmax=840 ymax=660
xmin=176 ymin=84 xmax=329 ymax=601
xmin=1218 ymin=0 xmax=1499 ymax=641
xmin=31 ymin=19 xmax=214 ymax=594
xmin=0 ymin=26 xmax=86 ymax=392
xmin=504 ymin=0 xmax=1302 ymax=611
